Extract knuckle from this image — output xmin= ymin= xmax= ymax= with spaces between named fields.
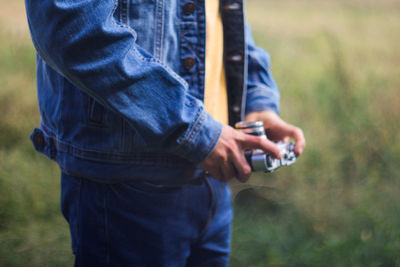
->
xmin=222 ymin=157 xmax=230 ymax=166
xmin=226 ymin=145 xmax=235 ymax=155
xmin=243 ymin=165 xmax=251 ymax=176
xmin=293 ymin=127 xmax=303 ymax=136
xmin=216 ymin=150 xmax=227 ymax=161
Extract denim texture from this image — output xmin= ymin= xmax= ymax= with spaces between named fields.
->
xmin=25 ymin=0 xmax=280 ymax=183
xmin=61 ymin=173 xmax=233 ymax=266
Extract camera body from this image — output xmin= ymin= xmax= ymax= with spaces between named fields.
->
xmin=235 ymin=121 xmax=297 ymax=173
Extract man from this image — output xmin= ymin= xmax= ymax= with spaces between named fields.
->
xmin=25 ymin=0 xmax=305 ymax=266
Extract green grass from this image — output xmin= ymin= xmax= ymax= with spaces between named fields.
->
xmin=0 ymin=2 xmax=73 ymax=264
xmin=231 ymin=1 xmax=400 ymax=266
xmin=1 ymin=0 xmax=400 ymax=266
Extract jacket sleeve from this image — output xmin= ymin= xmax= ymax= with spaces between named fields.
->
xmin=245 ymin=24 xmax=280 ymax=115
xmin=25 ymin=0 xmax=221 ymax=163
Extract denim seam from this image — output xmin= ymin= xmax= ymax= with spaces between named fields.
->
xmin=132 ymin=49 xmax=188 ymax=88
xmin=111 ymin=1 xmax=191 ymax=126
xmin=198 ymin=177 xmax=216 ymax=238
xmin=202 ymin=122 xmax=221 ymax=160
xmin=187 ymin=68 xmax=201 ymax=86
xmin=154 ymin=0 xmax=164 ymax=59
xmin=57 ymin=145 xmax=189 ymax=165
xmin=126 ymin=0 xmax=130 ymax=25
xmin=111 ymin=0 xmax=136 ymax=40
xmin=37 ymin=126 xmax=182 ymax=164
xmin=187 ymin=110 xmax=205 ymax=144
xmin=176 ymin=107 xmax=204 ymax=152
xmin=120 ymin=0 xmax=128 ymax=24
xmin=111 ymin=9 xmax=187 ymax=89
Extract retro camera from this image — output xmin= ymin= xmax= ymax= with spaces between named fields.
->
xmin=235 ymin=121 xmax=297 ymax=172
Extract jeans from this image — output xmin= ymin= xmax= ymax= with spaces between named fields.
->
xmin=61 ymin=173 xmax=233 ymax=266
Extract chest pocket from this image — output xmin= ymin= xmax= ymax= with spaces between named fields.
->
xmin=117 ymin=0 xmax=162 ymax=59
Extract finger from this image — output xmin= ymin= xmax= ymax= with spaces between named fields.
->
xmin=230 ymin=152 xmax=251 ymax=183
xmin=242 ymin=134 xmax=282 ymax=159
xmin=219 ymin=159 xmax=236 ymax=182
xmin=289 ymin=127 xmax=306 ymax=155
xmin=207 ymin=166 xmax=224 ymax=181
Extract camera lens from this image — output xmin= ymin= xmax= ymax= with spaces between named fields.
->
xmin=235 ymin=121 xmax=266 ymax=138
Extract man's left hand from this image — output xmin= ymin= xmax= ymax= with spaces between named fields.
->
xmin=245 ymin=110 xmax=306 ymax=156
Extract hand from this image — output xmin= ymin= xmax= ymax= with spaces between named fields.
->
xmin=245 ymin=110 xmax=306 ymax=156
xmin=199 ymin=125 xmax=282 ymax=183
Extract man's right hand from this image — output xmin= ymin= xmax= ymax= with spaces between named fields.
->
xmin=199 ymin=125 xmax=282 ymax=183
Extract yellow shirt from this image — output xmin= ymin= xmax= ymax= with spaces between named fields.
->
xmin=204 ymin=0 xmax=228 ymax=125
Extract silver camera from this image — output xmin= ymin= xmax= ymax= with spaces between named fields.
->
xmin=235 ymin=121 xmax=297 ymax=172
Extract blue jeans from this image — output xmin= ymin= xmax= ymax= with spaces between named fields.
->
xmin=61 ymin=173 xmax=233 ymax=266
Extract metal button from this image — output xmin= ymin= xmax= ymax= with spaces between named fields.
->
xmin=183 ymin=2 xmax=196 ymax=15
xmin=184 ymin=56 xmax=196 ymax=70
xmin=226 ymin=54 xmax=243 ymax=62
xmin=232 ymin=105 xmax=241 ymax=113
xmin=222 ymin=3 xmax=241 ymax=11
xmin=34 ymin=131 xmax=45 ymax=148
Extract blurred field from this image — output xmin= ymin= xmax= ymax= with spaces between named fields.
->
xmin=0 ymin=0 xmax=400 ymax=266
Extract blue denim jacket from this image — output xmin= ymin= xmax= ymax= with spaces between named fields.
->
xmin=25 ymin=0 xmax=280 ymax=184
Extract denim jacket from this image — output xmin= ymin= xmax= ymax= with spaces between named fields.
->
xmin=25 ymin=0 xmax=280 ymax=184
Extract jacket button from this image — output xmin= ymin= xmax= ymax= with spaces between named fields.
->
xmin=34 ymin=131 xmax=46 ymax=148
xmin=232 ymin=105 xmax=241 ymax=113
xmin=183 ymin=2 xmax=196 ymax=15
xmin=184 ymin=56 xmax=196 ymax=70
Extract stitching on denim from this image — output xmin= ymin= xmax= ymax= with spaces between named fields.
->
xmin=119 ymin=0 xmax=122 ymax=22
xmin=111 ymin=0 xmax=137 ymax=39
xmin=126 ymin=0 xmax=130 ymax=25
xmin=56 ymin=140 xmax=187 ymax=164
xmin=187 ymin=68 xmax=201 ymax=85
xmin=203 ymin=122 xmax=221 ymax=159
xmin=175 ymin=108 xmax=205 ymax=158
xmin=159 ymin=0 xmax=165 ymax=59
xmin=153 ymin=0 xmax=164 ymax=59
xmin=188 ymin=111 xmax=205 ymax=144
xmin=179 ymin=5 xmax=207 ymax=94
xmin=173 ymin=109 xmax=200 ymax=152
xmin=134 ymin=50 xmax=188 ymax=87
xmin=38 ymin=120 xmax=175 ymax=164
xmin=180 ymin=18 xmax=203 ymax=61
xmin=110 ymin=0 xmax=187 ymax=88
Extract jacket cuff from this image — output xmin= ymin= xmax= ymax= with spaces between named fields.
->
xmin=245 ymin=85 xmax=280 ymax=115
xmin=176 ymin=109 xmax=222 ymax=164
